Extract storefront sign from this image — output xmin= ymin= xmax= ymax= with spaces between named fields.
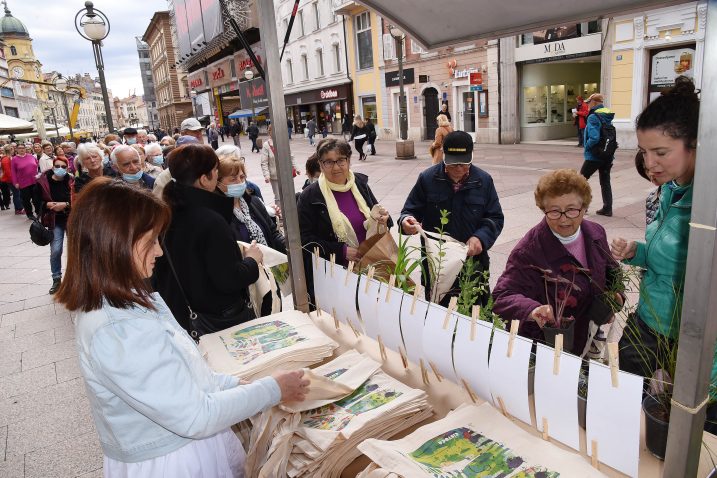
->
xmin=320 ymin=89 xmax=339 ymax=99
xmin=454 ymin=67 xmax=479 ymax=80
xmin=384 ymin=68 xmax=415 ymax=87
xmin=284 ymin=83 xmax=351 ymax=106
xmin=238 ymin=78 xmax=269 ymax=109
xmin=650 ymin=47 xmax=695 ymax=87
xmin=188 ymin=70 xmax=205 ymax=91
xmin=234 ymin=43 xmax=265 ymax=77
xmin=470 ymin=72 xmax=483 ymax=86
xmin=208 ymin=59 xmax=233 ymax=89
xmin=515 ymin=34 xmax=602 ymax=63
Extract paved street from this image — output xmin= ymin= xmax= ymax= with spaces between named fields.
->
xmin=0 ymin=138 xmax=648 ymax=477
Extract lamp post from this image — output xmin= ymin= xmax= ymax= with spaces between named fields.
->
xmin=190 ymin=89 xmax=198 ymax=118
xmin=389 ymin=27 xmax=415 ymax=160
xmin=75 ymin=1 xmax=114 ymax=133
xmin=244 ymin=69 xmax=256 ymax=125
xmin=45 ymin=98 xmax=60 ymax=140
xmin=53 ymin=76 xmax=75 ymax=140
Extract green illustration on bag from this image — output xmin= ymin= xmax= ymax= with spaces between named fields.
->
xmin=301 ymin=378 xmax=402 ymax=431
xmin=406 ymin=427 xmax=559 ymax=478
xmin=323 ymin=368 xmax=349 ymax=380
xmin=220 ymin=320 xmax=307 ymax=365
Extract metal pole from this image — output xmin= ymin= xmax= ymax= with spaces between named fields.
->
xmin=256 ymin=0 xmax=309 ymax=313
xmin=250 ymin=82 xmax=255 ymax=125
xmin=663 ymin=2 xmax=717 ymax=475
xmin=92 ymin=41 xmax=114 ymax=132
xmin=62 ymin=95 xmax=74 ymax=141
xmin=396 ymin=36 xmax=407 ymax=141
xmin=51 ymin=108 xmax=59 ymax=140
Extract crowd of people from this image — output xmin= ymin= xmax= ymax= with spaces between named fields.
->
xmin=2 ymin=74 xmax=705 ymax=474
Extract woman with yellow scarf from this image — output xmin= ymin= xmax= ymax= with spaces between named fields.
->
xmin=298 ymin=138 xmax=390 ymax=269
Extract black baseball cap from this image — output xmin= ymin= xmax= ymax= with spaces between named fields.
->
xmin=124 ymin=127 xmax=138 ymax=135
xmin=443 ymin=131 xmax=473 ymax=165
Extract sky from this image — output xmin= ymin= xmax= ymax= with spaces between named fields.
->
xmin=7 ymin=0 xmax=169 ymax=99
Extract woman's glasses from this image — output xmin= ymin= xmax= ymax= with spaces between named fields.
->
xmin=321 ymin=158 xmax=348 ymax=169
xmin=544 ymin=208 xmax=583 ymax=220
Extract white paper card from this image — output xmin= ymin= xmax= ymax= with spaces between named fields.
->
xmin=399 ymin=297 xmax=429 ymax=366
xmin=533 ymin=343 xmax=581 ymax=451
xmin=586 ymin=360 xmax=643 ymax=477
xmin=333 ymin=269 xmax=361 ymax=329
xmin=488 ymin=328 xmax=533 ymax=425
xmin=313 ymin=256 xmax=333 ymax=315
xmin=453 ymin=315 xmax=493 ymax=403
xmin=357 ymin=276 xmax=383 ymax=339
xmin=421 ymin=302 xmax=458 ymax=381
xmin=377 ymin=286 xmax=405 ymax=356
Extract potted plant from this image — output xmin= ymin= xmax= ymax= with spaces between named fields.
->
xmin=533 ymin=264 xmax=583 ymax=351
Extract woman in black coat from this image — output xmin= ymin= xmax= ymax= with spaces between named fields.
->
xmin=349 ymin=115 xmax=369 ymax=161
xmin=153 ymin=144 xmax=263 ymax=337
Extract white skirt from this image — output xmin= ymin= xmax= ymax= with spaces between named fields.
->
xmin=104 ymin=428 xmax=245 ymax=478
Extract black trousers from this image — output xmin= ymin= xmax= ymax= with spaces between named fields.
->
xmin=0 ymin=182 xmax=10 ymax=208
xmin=20 ymin=185 xmax=41 ymax=218
xmin=580 ymin=159 xmax=613 ymax=212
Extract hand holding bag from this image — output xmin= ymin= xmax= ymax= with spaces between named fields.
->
xmin=419 ymin=228 xmax=468 ymax=303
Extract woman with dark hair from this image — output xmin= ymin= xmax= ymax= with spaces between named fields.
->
xmin=634 ymin=151 xmax=668 ymax=226
xmin=153 ymin=144 xmax=264 ymax=337
xmin=55 ymin=178 xmax=308 ymax=476
xmin=349 ymin=115 xmax=369 ymax=161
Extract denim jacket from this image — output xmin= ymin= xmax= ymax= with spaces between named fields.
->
xmin=74 ymin=293 xmax=281 ymax=463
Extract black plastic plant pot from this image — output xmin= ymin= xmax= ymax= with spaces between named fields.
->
xmin=542 ymin=319 xmax=575 ymax=351
xmin=643 ymin=394 xmax=670 ymax=460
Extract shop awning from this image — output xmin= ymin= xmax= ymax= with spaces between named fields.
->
xmin=228 ymin=107 xmax=268 ymax=119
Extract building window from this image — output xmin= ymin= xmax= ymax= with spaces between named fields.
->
xmin=0 ymin=87 xmax=13 ymax=98
xmin=410 ymin=39 xmax=425 ymax=54
xmin=382 ymin=33 xmax=395 ymax=60
xmin=9 ymin=45 xmax=16 ymax=56
xmin=4 ymin=106 xmax=18 ymax=117
xmin=286 ymin=59 xmax=294 ymax=83
xmin=360 ymin=95 xmax=377 ymax=123
xmin=355 ymin=12 xmax=373 ymax=70
xmin=298 ymin=10 xmax=305 ymax=36
xmin=317 ymin=49 xmax=324 ymax=76
xmin=312 ymin=2 xmax=320 ymax=31
xmin=333 ymin=43 xmax=341 ymax=72
xmin=301 ymin=54 xmax=309 ymax=80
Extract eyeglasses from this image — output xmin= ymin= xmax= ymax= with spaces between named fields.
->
xmin=544 ymin=208 xmax=583 ymax=220
xmin=53 ymin=164 xmax=68 ymax=169
xmin=321 ymin=158 xmax=348 ymax=169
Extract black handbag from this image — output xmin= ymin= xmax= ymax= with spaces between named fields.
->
xmin=29 ymin=219 xmax=53 ymax=246
xmin=162 ymin=242 xmax=255 ymax=340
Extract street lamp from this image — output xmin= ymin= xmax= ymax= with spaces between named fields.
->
xmin=75 ymin=1 xmax=114 ymax=133
xmin=45 ymin=98 xmax=60 ymax=140
xmin=190 ymin=89 xmax=198 ymax=118
xmin=389 ymin=26 xmax=415 ymax=159
xmin=53 ymin=76 xmax=76 ymax=141
xmin=244 ymin=69 xmax=256 ymax=126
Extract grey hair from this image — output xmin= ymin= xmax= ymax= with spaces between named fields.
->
xmin=137 ymin=129 xmax=148 ymax=135
xmin=215 ymin=144 xmax=242 ymax=160
xmin=147 ymin=134 xmax=157 ymax=142
xmin=110 ymin=144 xmax=141 ymax=165
xmin=76 ymin=143 xmax=103 ymax=167
xmin=144 ymin=142 xmax=162 ymax=156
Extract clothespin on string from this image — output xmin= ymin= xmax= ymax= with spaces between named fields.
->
xmin=496 ymin=396 xmax=509 ymax=417
xmin=461 ymin=379 xmax=477 ymax=403
xmin=364 ymin=266 xmax=375 ymax=293
xmin=608 ymin=342 xmax=619 ymax=388
xmin=398 ymin=346 xmax=409 ymax=370
xmin=313 ymin=246 xmax=319 ymax=268
xmin=331 ymin=307 xmax=340 ymax=330
xmin=442 ymin=297 xmax=458 ymax=330
xmin=542 ymin=417 xmax=549 ymax=441
xmin=377 ymin=335 xmax=388 ymax=362
xmin=470 ymin=305 xmax=480 ymax=341
xmin=345 ymin=261 xmax=354 ymax=286
xmin=419 ymin=359 xmax=430 ymax=385
xmin=591 ymin=440 xmax=600 ymax=470
xmin=428 ymin=361 xmax=443 ymax=382
xmin=329 ymin=253 xmax=336 ymax=277
xmin=347 ymin=319 xmax=361 ymax=338
xmin=507 ymin=320 xmax=519 ymax=358
xmin=553 ymin=334 xmax=563 ymax=375
xmin=411 ymin=285 xmax=423 ymax=314
xmin=385 ymin=274 xmax=396 ymax=302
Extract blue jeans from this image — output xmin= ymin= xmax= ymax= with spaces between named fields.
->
xmin=288 ymin=128 xmax=292 ymax=140
xmin=10 ymin=184 xmax=22 ymax=211
xmin=50 ymin=223 xmax=66 ymax=280
xmin=309 ymin=134 xmax=314 ymax=145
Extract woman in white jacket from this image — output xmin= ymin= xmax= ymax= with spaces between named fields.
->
xmin=260 ymin=124 xmax=299 ymax=205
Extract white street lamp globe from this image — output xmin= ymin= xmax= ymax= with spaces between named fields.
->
xmin=390 ymin=27 xmax=402 ymax=38
xmin=83 ymin=16 xmax=107 ymax=41
xmin=54 ymin=77 xmax=68 ymax=92
xmin=244 ymin=69 xmax=254 ymax=81
xmin=47 ymin=99 xmax=56 ymax=109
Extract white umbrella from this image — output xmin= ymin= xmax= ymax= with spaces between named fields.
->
xmin=0 ymin=114 xmax=34 ymax=134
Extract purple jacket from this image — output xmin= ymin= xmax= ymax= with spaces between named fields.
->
xmin=11 ymin=154 xmax=38 ymax=189
xmin=492 ymin=218 xmax=620 ymax=355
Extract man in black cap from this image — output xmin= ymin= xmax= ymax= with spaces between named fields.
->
xmin=399 ymin=130 xmax=504 ymax=306
xmin=123 ymin=127 xmax=138 ymax=145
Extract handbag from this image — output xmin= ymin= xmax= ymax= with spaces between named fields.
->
xmin=29 ymin=219 xmax=53 ymax=246
xmin=162 ymin=241 xmax=255 ymax=339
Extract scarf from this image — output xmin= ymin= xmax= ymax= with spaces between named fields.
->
xmin=318 ymin=171 xmax=371 ymax=248
xmin=233 ymin=198 xmax=268 ymax=246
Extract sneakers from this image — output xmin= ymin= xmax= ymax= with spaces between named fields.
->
xmin=49 ymin=278 xmax=61 ymax=295
xmin=595 ymin=208 xmax=613 ymax=217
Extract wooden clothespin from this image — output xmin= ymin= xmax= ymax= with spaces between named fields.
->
xmin=385 ymin=274 xmax=396 ymax=302
xmin=591 ymin=440 xmax=599 ymax=470
xmin=377 ymin=335 xmax=388 ymax=362
xmin=553 ymin=334 xmax=563 ymax=375
xmin=461 ymin=379 xmax=477 ymax=403
xmin=470 ymin=305 xmax=480 ymax=341
xmin=442 ymin=297 xmax=458 ymax=330
xmin=364 ymin=266 xmax=375 ymax=293
xmin=411 ymin=285 xmax=423 ymax=314
xmin=419 ymin=359 xmax=430 ymax=385
xmin=313 ymin=247 xmax=319 ymax=268
xmin=398 ymin=346 xmax=409 ymax=369
xmin=345 ymin=261 xmax=354 ymax=286
xmin=428 ymin=361 xmax=444 ymax=382
xmin=608 ymin=342 xmax=619 ymax=388
xmin=507 ymin=320 xmax=519 ymax=358
xmin=315 ymin=296 xmax=322 ymax=316
xmin=542 ymin=417 xmax=549 ymax=441
xmin=329 ymin=253 xmax=336 ymax=277
xmin=331 ymin=307 xmax=340 ymax=330
xmin=496 ymin=396 xmax=509 ymax=417
xmin=347 ymin=319 xmax=361 ymax=338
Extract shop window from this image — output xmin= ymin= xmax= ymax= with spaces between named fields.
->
xmin=582 ymin=83 xmax=599 ymax=97
xmin=566 ymin=84 xmax=579 ymax=121
xmin=478 ymin=90 xmax=489 ymax=118
xmin=312 ymin=2 xmax=320 ymax=31
xmin=333 ymin=44 xmax=341 ymax=73
xmin=317 ymin=49 xmax=324 ymax=76
xmin=355 ymin=12 xmax=373 ymax=70
xmin=301 ymin=54 xmax=309 ymax=80
xmin=549 ymin=85 xmax=566 ymax=123
xmin=361 ymin=95 xmax=377 ymax=123
xmin=523 ymin=86 xmax=548 ymax=125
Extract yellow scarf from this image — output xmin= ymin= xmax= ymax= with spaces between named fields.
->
xmin=318 ymin=171 xmax=371 ymax=248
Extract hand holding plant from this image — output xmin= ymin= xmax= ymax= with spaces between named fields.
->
xmin=530 ymin=304 xmax=555 ymax=328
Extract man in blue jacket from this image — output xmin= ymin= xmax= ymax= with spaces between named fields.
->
xmin=399 ymin=131 xmax=504 ymax=306
xmin=580 ymin=93 xmax=615 ymax=216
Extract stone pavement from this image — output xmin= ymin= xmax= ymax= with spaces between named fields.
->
xmin=0 ymin=137 xmax=648 ymax=477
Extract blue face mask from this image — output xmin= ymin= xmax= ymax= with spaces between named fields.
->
xmin=122 ymin=170 xmax=143 ymax=183
xmin=53 ymin=167 xmax=68 ymax=178
xmin=125 ymin=137 xmax=137 ymax=145
xmin=152 ymin=155 xmax=164 ymax=166
xmin=102 ymin=155 xmax=109 ymax=166
xmin=225 ymin=182 xmax=247 ymax=198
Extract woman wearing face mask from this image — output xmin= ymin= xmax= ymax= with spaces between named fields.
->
xmin=131 ymin=143 xmax=163 ymax=178
xmin=37 ymin=155 xmax=73 ymax=294
xmin=216 ymin=152 xmax=286 ymax=254
xmin=143 ymin=143 xmax=166 ymax=175
xmin=74 ymin=144 xmax=110 ymax=195
xmin=153 ymin=144 xmax=264 ymax=337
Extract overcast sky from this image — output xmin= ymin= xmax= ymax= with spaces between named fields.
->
xmin=7 ymin=0 xmax=168 ymax=99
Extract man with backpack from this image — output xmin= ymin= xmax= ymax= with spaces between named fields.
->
xmin=581 ymin=93 xmax=617 ymax=217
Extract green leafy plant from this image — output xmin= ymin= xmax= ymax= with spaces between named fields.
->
xmin=427 ymin=209 xmax=451 ymax=303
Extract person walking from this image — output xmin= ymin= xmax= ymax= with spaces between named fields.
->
xmin=0 ymin=145 xmax=13 ymax=211
xmin=229 ymin=119 xmax=242 ymax=147
xmin=287 ymin=118 xmax=294 ymax=140
xmin=219 ymin=124 xmax=226 ymax=142
xmin=366 ymin=119 xmax=377 ymax=155
xmin=349 ymin=115 xmax=369 ymax=161
xmin=580 ymin=93 xmax=615 ymax=217
xmin=575 ymin=96 xmax=589 ymax=147
xmin=440 ymin=102 xmax=452 ymax=122
xmin=247 ymin=121 xmax=260 ymax=153
xmin=37 ymin=155 xmax=73 ymax=294
xmin=306 ymin=117 xmax=317 ymax=146
xmin=261 ymin=124 xmax=298 ymax=205
xmin=342 ymin=115 xmax=352 ymax=141
xmin=430 ymin=114 xmax=453 ymax=164
xmin=207 ymin=123 xmax=220 ymax=150
xmin=74 ymin=144 xmax=110 ymax=195
xmin=11 ymin=143 xmax=41 ymax=220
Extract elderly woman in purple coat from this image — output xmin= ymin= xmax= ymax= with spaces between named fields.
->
xmin=492 ymin=169 xmax=624 ymax=355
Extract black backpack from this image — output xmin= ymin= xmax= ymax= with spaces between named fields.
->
xmin=591 ymin=114 xmax=618 ymax=161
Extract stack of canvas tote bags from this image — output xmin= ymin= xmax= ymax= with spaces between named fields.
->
xmin=244 ymin=350 xmax=433 ymax=478
xmin=357 ymin=403 xmax=607 ymax=477
xmin=198 ymin=310 xmax=338 ymax=381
